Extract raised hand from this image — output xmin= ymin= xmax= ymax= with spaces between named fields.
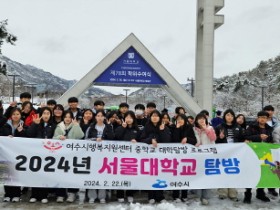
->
xmin=160 ymin=122 xmax=165 ymax=130
xmin=152 ymin=138 xmax=158 ymax=147
xmin=72 ymin=119 xmax=79 ymax=126
xmin=122 ymin=119 xmax=127 ymax=128
xmin=219 ymin=129 xmax=225 ymax=139
xmin=32 ymin=114 xmax=41 ymax=124
xmin=176 ymin=121 xmax=181 ymax=128
xmin=181 ymin=137 xmax=187 ymax=144
xmin=96 ymin=137 xmax=102 ymax=142
xmin=59 ymin=136 xmax=66 ymax=140
xmin=10 ymin=101 xmax=17 ymax=107
xmin=17 ymin=121 xmax=24 ymax=132
xmin=260 ymin=134 xmax=268 ymax=141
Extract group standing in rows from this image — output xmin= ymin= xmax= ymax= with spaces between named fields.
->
xmin=0 ymin=92 xmax=279 ymax=205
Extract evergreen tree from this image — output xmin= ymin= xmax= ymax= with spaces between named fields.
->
xmin=0 ymin=19 xmax=17 ymax=75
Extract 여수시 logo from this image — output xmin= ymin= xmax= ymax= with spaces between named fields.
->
xmin=152 ymin=179 xmax=168 ymax=189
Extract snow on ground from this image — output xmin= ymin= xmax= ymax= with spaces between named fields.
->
xmin=0 ymin=185 xmax=279 ymax=210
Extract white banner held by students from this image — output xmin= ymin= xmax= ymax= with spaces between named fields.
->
xmin=0 ymin=137 xmax=261 ymax=189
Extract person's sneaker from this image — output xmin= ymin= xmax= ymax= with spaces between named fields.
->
xmin=29 ymin=198 xmax=37 ymax=203
xmin=12 ymin=197 xmax=20 ymax=202
xmin=174 ymin=198 xmax=182 ymax=203
xmin=41 ymin=198 xmax=48 ymax=204
xmin=89 ymin=198 xmax=95 ymax=204
xmin=118 ymin=198 xmax=125 ymax=203
xmin=219 ymin=195 xmax=226 ymax=200
xmin=268 ymin=189 xmax=279 ymax=197
xmin=160 ymin=199 xmax=167 ymax=203
xmin=56 ymin=196 xmax=64 ymax=203
xmin=66 ymin=193 xmax=76 ymax=203
xmin=3 ymin=197 xmax=10 ymax=202
xmin=149 ymin=199 xmax=155 ymax=204
xmin=127 ymin=196 xmax=134 ymax=203
xmin=201 ymin=198 xmax=209 ymax=205
xmin=256 ymin=194 xmax=270 ymax=202
xmin=100 ymin=198 xmax=106 ymax=204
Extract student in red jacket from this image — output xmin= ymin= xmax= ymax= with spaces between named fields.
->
xmin=21 ymin=101 xmax=36 ymax=126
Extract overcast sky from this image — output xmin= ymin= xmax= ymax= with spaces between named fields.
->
xmin=1 ymin=0 xmax=280 ymax=94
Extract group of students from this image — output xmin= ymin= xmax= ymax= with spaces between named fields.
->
xmin=0 ymin=92 xmax=279 ymax=206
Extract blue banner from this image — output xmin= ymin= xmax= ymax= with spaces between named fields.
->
xmin=94 ymin=47 xmax=166 ymax=85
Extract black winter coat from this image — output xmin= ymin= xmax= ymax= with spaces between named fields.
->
xmin=245 ymin=122 xmax=273 ymax=143
xmin=114 ymin=126 xmax=141 ymax=141
xmin=67 ymin=108 xmax=83 ymax=121
xmin=86 ymin=123 xmax=115 ymax=140
xmin=215 ymin=123 xmax=244 ymax=143
xmin=172 ymin=125 xmax=197 ymax=145
xmin=0 ymin=115 xmax=7 ymax=129
xmin=0 ymin=121 xmax=26 ymax=137
xmin=140 ymin=122 xmax=171 ymax=144
xmin=26 ymin=122 xmax=56 ymax=139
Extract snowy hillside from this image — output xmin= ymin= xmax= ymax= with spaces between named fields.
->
xmin=213 ymin=55 xmax=280 ymax=117
xmin=0 ymin=55 xmax=113 ymax=101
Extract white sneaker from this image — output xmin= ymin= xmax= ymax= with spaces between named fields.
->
xmin=118 ymin=198 xmax=125 ymax=203
xmin=89 ymin=198 xmax=95 ymax=204
xmin=174 ymin=198 xmax=182 ymax=203
xmin=12 ymin=197 xmax=20 ymax=202
xmin=41 ymin=198 xmax=48 ymax=204
xmin=149 ymin=199 xmax=156 ymax=204
xmin=100 ymin=198 xmax=106 ymax=204
xmin=160 ymin=199 xmax=167 ymax=203
xmin=56 ymin=196 xmax=64 ymax=203
xmin=127 ymin=196 xmax=134 ymax=203
xmin=3 ymin=197 xmax=10 ymax=202
xmin=29 ymin=198 xmax=37 ymax=203
xmin=66 ymin=193 xmax=76 ymax=203
xmin=201 ymin=198 xmax=209 ymax=205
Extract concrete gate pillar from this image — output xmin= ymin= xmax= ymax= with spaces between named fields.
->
xmin=195 ymin=0 xmax=224 ymax=114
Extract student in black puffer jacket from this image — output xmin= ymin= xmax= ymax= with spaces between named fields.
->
xmin=26 ymin=107 xmax=56 ymax=204
xmin=215 ymin=109 xmax=243 ymax=202
xmin=172 ymin=113 xmax=197 ymax=202
xmin=114 ymin=111 xmax=141 ymax=203
xmin=243 ymin=111 xmax=273 ymax=204
xmin=140 ymin=110 xmax=171 ymax=204
xmin=1 ymin=108 xmax=26 ymax=203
